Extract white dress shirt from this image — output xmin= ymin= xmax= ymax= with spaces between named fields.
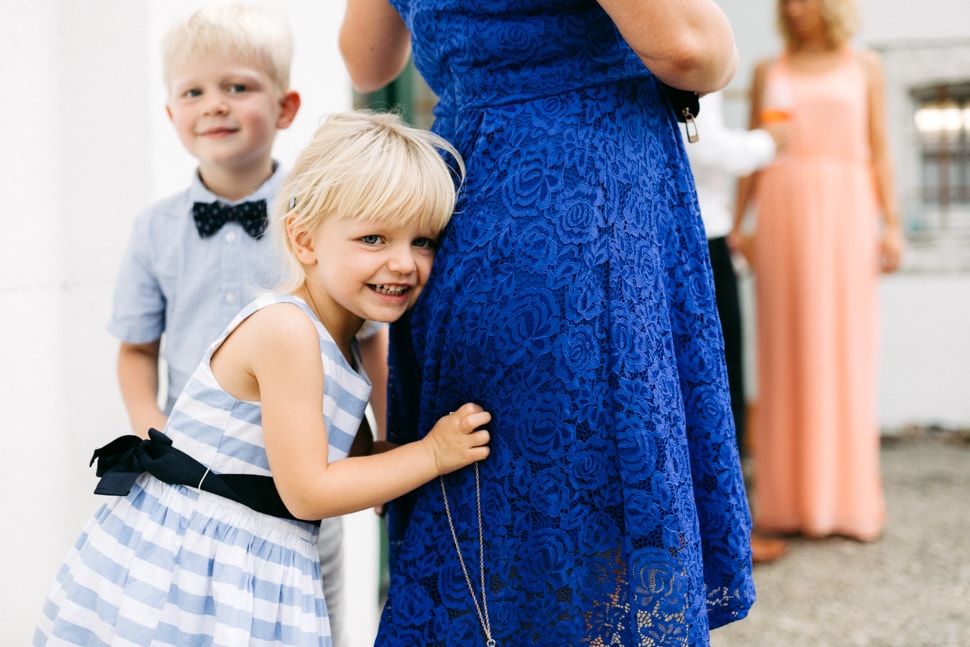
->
xmin=682 ymin=91 xmax=777 ymax=239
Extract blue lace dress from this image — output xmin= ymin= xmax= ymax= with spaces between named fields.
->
xmin=378 ymin=2 xmax=755 ymax=645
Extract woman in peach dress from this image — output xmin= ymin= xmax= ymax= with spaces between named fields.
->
xmin=732 ymin=0 xmax=904 ymax=542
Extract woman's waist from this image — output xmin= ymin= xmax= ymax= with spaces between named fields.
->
xmin=432 ymin=71 xmax=660 ymax=153
xmin=430 ymin=55 xmax=650 ymax=121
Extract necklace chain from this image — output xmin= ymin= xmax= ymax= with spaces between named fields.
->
xmin=439 ymin=463 xmax=496 ymax=647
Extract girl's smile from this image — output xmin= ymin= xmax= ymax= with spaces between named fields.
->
xmin=292 ymin=212 xmax=439 ymax=348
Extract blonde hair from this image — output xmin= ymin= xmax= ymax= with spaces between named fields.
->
xmin=161 ymin=3 xmax=293 ymax=95
xmin=777 ymin=0 xmax=860 ymax=49
xmin=274 ymin=111 xmax=465 ymax=294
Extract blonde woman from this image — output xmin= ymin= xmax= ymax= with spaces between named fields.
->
xmin=732 ymin=0 xmax=904 ymax=543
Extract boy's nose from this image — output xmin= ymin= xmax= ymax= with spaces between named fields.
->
xmin=202 ymin=97 xmax=229 ymax=116
xmin=386 ymin=245 xmax=417 ymax=273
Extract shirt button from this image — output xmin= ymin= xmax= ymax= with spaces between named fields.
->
xmin=225 ymin=231 xmax=237 ymax=242
xmin=226 ymin=293 xmax=236 ymax=304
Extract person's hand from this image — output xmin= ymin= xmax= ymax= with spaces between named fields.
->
xmin=132 ymin=411 xmax=168 ymax=439
xmin=761 ymin=121 xmax=791 ymax=155
xmin=727 ymin=228 xmax=756 ymax=273
xmin=880 ymin=223 xmax=904 ymax=273
xmin=422 ymin=403 xmax=491 ymax=476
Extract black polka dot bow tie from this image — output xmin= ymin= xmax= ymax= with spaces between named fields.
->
xmin=192 ymin=200 xmax=268 ymax=239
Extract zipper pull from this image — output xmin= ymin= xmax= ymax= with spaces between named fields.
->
xmin=683 ymin=108 xmax=699 ymax=143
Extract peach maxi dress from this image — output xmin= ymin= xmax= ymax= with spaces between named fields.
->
xmin=752 ymin=49 xmax=885 ymax=541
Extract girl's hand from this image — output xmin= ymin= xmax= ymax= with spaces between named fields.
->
xmin=761 ymin=120 xmax=791 ymax=155
xmin=880 ymin=224 xmax=904 ymax=273
xmin=422 ymin=402 xmax=491 ymax=475
xmin=727 ymin=228 xmax=755 ymax=273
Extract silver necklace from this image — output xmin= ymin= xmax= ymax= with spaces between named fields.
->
xmin=439 ymin=463 xmax=496 ymax=647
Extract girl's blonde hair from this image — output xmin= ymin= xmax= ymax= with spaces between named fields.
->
xmin=161 ymin=4 xmax=293 ymax=95
xmin=274 ymin=111 xmax=465 ymax=294
xmin=777 ymin=0 xmax=860 ymax=50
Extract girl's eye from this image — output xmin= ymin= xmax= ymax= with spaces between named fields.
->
xmin=413 ymin=237 xmax=436 ymax=250
xmin=183 ymin=88 xmax=202 ymax=98
xmin=227 ymin=84 xmax=248 ymax=94
xmin=360 ymin=234 xmax=383 ymax=245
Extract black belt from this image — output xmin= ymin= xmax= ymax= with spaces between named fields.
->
xmin=90 ymin=428 xmax=313 ymax=523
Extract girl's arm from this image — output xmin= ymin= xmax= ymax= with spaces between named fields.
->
xmin=213 ymin=304 xmax=490 ymax=521
xmin=860 ymin=49 xmax=904 ymax=273
xmin=596 ymin=0 xmax=738 ymax=94
xmin=339 ymin=0 xmax=412 ymax=93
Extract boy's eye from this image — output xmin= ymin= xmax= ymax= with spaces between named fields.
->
xmin=360 ymin=234 xmax=383 ymax=245
xmin=413 ymin=237 xmax=436 ymax=250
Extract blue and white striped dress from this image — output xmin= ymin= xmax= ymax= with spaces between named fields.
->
xmin=36 ymin=295 xmax=371 ymax=647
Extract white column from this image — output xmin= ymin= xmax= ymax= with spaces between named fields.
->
xmin=0 ymin=1 xmax=376 ymax=643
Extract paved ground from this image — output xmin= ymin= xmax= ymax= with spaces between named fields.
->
xmin=711 ymin=430 xmax=970 ymax=647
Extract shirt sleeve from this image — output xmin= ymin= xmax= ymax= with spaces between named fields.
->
xmin=107 ymin=209 xmax=166 ymax=344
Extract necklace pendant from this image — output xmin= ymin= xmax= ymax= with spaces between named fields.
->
xmin=486 ymin=640 xmax=496 ymax=647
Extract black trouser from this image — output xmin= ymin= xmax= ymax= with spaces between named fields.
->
xmin=707 ymin=236 xmax=746 ymax=454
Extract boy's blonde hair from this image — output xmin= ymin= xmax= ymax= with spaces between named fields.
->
xmin=161 ymin=3 xmax=293 ymax=94
xmin=274 ymin=111 xmax=465 ymax=294
xmin=777 ymin=0 xmax=860 ymax=50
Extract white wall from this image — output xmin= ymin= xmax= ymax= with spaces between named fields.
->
xmin=0 ymin=2 xmax=382 ymax=644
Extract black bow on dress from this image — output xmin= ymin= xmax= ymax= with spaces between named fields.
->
xmin=90 ymin=429 xmax=307 ymax=522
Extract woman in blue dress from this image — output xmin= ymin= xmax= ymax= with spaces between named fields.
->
xmin=341 ymin=2 xmax=754 ymax=645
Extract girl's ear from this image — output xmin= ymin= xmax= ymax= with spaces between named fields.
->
xmin=287 ymin=214 xmax=317 ymax=265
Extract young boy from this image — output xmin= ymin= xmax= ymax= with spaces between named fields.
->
xmin=107 ymin=6 xmax=382 ymax=644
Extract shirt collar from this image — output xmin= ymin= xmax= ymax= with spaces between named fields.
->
xmin=187 ymin=161 xmax=286 ymax=206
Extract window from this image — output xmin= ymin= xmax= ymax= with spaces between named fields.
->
xmin=913 ymin=83 xmax=970 ymax=212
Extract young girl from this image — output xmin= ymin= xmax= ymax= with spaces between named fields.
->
xmin=35 ymin=111 xmax=489 ymax=647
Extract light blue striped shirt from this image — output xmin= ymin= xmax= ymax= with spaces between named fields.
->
xmin=108 ymin=166 xmax=287 ymax=413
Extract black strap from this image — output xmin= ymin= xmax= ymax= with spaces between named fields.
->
xmin=660 ymin=81 xmax=700 ymax=142
xmin=90 ymin=429 xmax=314 ymax=523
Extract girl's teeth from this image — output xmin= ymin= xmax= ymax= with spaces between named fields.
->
xmin=375 ymin=284 xmax=406 ymax=296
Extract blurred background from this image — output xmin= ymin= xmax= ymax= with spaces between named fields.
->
xmin=1 ymin=1 xmax=967 ymax=645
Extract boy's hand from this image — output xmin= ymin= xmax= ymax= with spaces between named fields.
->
xmin=422 ymin=403 xmax=491 ymax=475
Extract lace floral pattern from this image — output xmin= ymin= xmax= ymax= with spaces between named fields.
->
xmin=378 ymin=2 xmax=754 ymax=645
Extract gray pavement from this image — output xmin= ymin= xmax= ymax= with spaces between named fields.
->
xmin=712 ymin=431 xmax=970 ymax=647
